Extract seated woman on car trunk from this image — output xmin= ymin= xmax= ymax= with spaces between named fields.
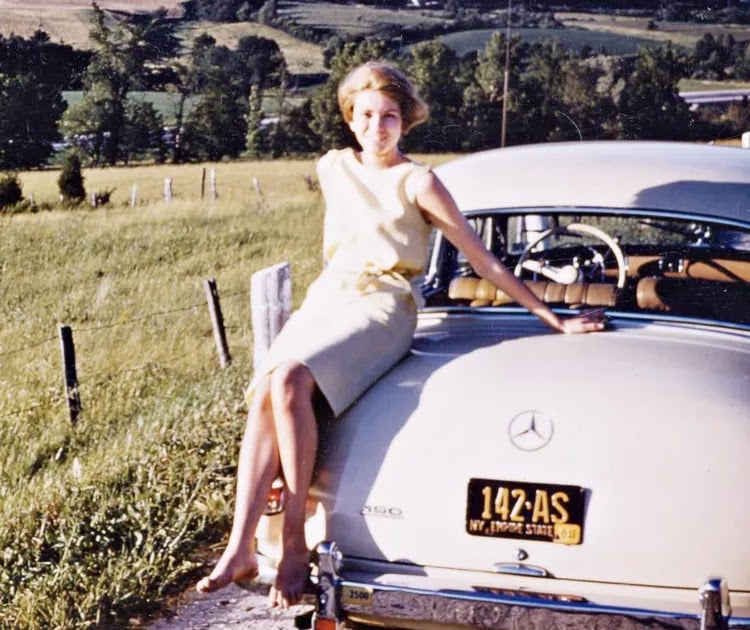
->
xmin=195 ymin=60 xmax=605 ymax=608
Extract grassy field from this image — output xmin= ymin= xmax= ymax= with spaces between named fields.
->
xmin=276 ymin=0 xmax=449 ymax=36
xmin=1 ymin=157 xmax=324 ymax=627
xmin=440 ymin=26 xmax=660 ymax=56
xmin=0 ymin=153 xmax=456 ymax=628
xmin=442 ymin=11 xmax=750 ymax=57
xmin=557 ymin=11 xmax=750 ymax=46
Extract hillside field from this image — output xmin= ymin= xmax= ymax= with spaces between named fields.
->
xmin=557 ymin=11 xmax=750 ymax=46
xmin=0 ymin=0 xmax=325 ymax=74
xmin=4 ymin=0 xmax=746 ymax=71
xmin=0 ymin=0 xmax=185 ymax=47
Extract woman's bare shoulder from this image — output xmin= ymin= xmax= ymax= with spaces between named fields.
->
xmin=317 ymin=147 xmax=352 ymax=170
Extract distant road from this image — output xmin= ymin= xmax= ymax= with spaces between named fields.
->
xmin=680 ymin=89 xmax=750 ymax=106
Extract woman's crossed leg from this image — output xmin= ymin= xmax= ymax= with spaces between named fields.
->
xmin=196 ymin=361 xmax=318 ymax=609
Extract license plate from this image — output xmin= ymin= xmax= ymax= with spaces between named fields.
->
xmin=466 ymin=478 xmax=585 ymax=545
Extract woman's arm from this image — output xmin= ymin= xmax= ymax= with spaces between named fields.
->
xmin=414 ymin=170 xmax=604 ymax=334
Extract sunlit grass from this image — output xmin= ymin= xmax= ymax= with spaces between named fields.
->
xmin=0 ymin=157 xmax=325 ymax=627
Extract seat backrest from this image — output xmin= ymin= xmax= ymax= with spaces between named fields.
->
xmin=448 ymin=277 xmax=616 ymax=307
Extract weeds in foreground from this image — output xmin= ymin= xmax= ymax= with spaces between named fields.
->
xmin=0 ymin=159 xmax=325 ymax=628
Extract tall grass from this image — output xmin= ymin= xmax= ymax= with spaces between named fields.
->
xmin=0 ymin=158 xmax=324 ymax=628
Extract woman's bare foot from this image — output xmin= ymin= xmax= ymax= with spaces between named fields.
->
xmin=196 ymin=548 xmax=259 ymax=593
xmin=268 ymin=549 xmax=311 ymax=608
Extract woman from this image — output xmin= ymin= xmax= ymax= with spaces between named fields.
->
xmin=196 ymin=61 xmax=604 ymax=608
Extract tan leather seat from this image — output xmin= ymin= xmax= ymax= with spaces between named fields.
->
xmin=448 ymin=277 xmax=616 ymax=307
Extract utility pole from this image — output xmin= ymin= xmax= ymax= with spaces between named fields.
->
xmin=501 ymin=0 xmax=511 ymax=147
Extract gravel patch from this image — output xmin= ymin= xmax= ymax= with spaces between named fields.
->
xmin=148 ymin=582 xmax=314 ymax=630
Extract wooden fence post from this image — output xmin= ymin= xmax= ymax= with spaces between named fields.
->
xmin=201 ymin=167 xmax=206 ymax=199
xmin=58 ymin=324 xmax=81 ymax=424
xmin=250 ymin=262 xmax=292 ymax=373
xmin=252 ymin=177 xmax=269 ymax=213
xmin=210 ymin=168 xmax=217 ymax=201
xmin=204 ymin=278 xmax=232 ymax=368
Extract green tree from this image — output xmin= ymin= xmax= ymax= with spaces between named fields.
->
xmin=60 ymin=3 xmax=177 ymax=165
xmin=507 ymin=42 xmax=614 ymax=144
xmin=58 ymin=152 xmax=86 ymax=205
xmin=122 ymin=100 xmax=165 ymax=163
xmin=166 ymin=33 xmax=218 ymax=163
xmin=245 ymin=84 xmax=267 ymax=157
xmin=508 ymin=42 xmax=572 ymax=144
xmin=690 ymin=33 xmax=740 ymax=80
xmin=178 ymin=34 xmax=251 ymax=161
xmin=736 ymin=43 xmax=750 ymax=80
xmin=190 ymin=0 xmax=250 ymax=21
xmin=58 ymin=81 xmax=112 ymax=164
xmin=555 ymin=57 xmax=618 ymax=141
xmin=279 ymin=99 xmax=321 ymax=156
xmin=618 ymin=44 xmax=693 ymax=140
xmin=257 ymin=0 xmax=278 ymax=24
xmin=234 ymin=35 xmax=287 ymax=92
xmin=0 ymin=33 xmax=70 ymax=169
xmin=181 ymin=90 xmax=248 ymax=161
xmin=0 ymin=172 xmax=23 ymax=209
xmin=462 ymin=32 xmax=524 ymax=149
xmin=403 ymin=40 xmax=465 ymax=152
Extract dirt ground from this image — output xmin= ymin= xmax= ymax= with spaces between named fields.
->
xmin=148 ymin=581 xmax=315 ymax=630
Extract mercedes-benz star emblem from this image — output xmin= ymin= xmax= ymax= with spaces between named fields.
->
xmin=508 ymin=410 xmax=554 ymax=451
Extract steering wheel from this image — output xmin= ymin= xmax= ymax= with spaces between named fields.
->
xmin=514 ymin=222 xmax=627 ymax=289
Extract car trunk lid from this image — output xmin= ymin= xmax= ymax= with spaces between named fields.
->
xmin=312 ymin=317 xmax=750 ymax=591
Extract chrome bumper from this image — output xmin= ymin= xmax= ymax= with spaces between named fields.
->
xmin=310 ymin=542 xmax=750 ymax=630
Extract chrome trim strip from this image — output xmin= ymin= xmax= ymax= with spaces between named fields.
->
xmin=492 ymin=562 xmax=549 ymax=577
xmin=336 ymin=580 xmax=700 ymax=629
xmin=418 ymin=306 xmax=750 ymax=334
xmin=458 ymin=207 xmax=750 ymax=231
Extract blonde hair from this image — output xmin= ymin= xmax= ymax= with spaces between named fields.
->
xmin=337 ymin=61 xmax=429 ymax=134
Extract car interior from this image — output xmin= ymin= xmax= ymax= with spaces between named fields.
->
xmin=424 ymin=211 xmax=750 ymax=326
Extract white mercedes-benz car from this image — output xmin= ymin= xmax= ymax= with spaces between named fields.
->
xmin=257 ymin=141 xmax=750 ymax=630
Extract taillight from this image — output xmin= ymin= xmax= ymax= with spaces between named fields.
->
xmin=264 ymin=480 xmax=285 ymax=515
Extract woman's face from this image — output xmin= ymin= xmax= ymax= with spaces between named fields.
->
xmin=348 ymin=89 xmax=403 ymax=160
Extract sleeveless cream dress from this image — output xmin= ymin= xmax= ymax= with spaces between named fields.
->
xmin=246 ymin=147 xmax=433 ymax=416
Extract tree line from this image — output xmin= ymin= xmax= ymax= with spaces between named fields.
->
xmin=1 ymin=1 xmax=749 ymax=181
xmin=186 ymin=0 xmax=750 ymax=25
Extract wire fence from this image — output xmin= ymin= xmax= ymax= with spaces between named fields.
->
xmin=0 ymin=263 xmax=291 ymax=425
xmin=0 ymin=279 xmax=251 ymax=424
xmin=1 ymin=165 xmax=317 ymax=427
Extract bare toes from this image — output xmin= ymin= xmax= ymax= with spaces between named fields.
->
xmin=196 ymin=575 xmax=226 ymax=593
xmin=270 ymin=551 xmax=310 ymax=607
xmin=196 ymin=555 xmax=258 ymax=594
